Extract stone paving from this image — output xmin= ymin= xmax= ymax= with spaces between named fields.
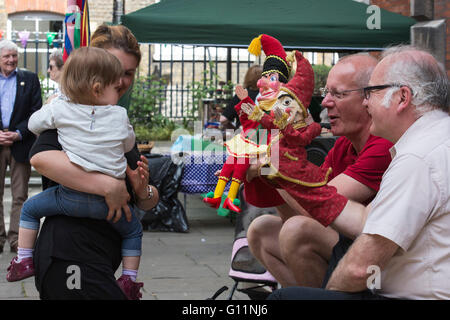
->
xmin=0 ymin=185 xmax=249 ymax=300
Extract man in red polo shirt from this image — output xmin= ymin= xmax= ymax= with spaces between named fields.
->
xmin=246 ymin=53 xmax=393 ymax=288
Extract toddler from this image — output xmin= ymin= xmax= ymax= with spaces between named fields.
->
xmin=6 ymin=47 xmax=143 ymax=299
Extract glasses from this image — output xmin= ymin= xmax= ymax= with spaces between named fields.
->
xmin=362 ymin=84 xmax=411 ymax=100
xmin=320 ymin=87 xmax=364 ymax=99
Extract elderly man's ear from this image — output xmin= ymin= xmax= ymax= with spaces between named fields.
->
xmin=396 ymin=86 xmax=414 ymax=114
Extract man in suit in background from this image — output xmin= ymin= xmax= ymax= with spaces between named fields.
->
xmin=0 ymin=40 xmax=42 ymax=253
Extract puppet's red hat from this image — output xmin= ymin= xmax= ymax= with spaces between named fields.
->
xmin=280 ymin=50 xmax=315 ymax=118
xmin=248 ymin=34 xmax=290 ymax=83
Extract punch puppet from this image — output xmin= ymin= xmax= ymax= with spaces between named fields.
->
xmin=203 ymin=34 xmax=292 ymax=213
xmin=241 ymin=50 xmax=348 ymax=225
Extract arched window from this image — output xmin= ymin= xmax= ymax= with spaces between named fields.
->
xmin=8 ymin=11 xmax=64 ymax=76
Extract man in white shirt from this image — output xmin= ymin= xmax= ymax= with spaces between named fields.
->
xmin=269 ymin=45 xmax=450 ymax=300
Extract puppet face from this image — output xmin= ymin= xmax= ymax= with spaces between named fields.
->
xmin=272 ymin=89 xmax=303 ymax=124
xmin=257 ymin=72 xmax=281 ymax=102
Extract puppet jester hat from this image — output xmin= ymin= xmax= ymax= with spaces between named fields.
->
xmin=281 ymin=50 xmax=315 ymax=119
xmin=248 ymin=34 xmax=291 ymax=83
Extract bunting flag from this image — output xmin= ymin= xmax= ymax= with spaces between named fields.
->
xmin=18 ymin=30 xmax=30 ymax=48
xmin=46 ymin=32 xmax=58 ymax=46
xmin=63 ymin=0 xmax=90 ymax=62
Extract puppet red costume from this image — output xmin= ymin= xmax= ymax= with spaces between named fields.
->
xmin=242 ymin=51 xmax=348 ymax=226
xmin=204 ymin=35 xmax=290 ymax=212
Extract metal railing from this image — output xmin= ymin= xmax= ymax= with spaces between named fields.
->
xmin=11 ymin=33 xmax=338 ymax=121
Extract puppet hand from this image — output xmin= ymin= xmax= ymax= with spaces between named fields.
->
xmin=273 ymin=105 xmax=285 ymax=121
xmin=305 ymin=113 xmax=314 ymax=125
xmin=241 ymin=103 xmax=254 ymax=115
xmin=235 ymin=85 xmax=249 ymax=100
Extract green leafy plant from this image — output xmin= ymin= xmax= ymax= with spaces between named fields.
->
xmin=129 ymin=75 xmax=173 ymax=141
xmin=312 ymin=64 xmax=332 ymax=95
xmin=129 ymin=75 xmax=195 ymax=141
xmin=129 ymin=75 xmax=166 ymax=128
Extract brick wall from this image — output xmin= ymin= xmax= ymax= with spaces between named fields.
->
xmin=4 ymin=0 xmax=65 ymax=14
xmin=0 ymin=0 xmax=6 ymax=36
xmin=88 ymin=0 xmax=155 ymax=28
xmin=434 ymin=0 xmax=450 ymax=75
xmin=371 ymin=0 xmax=411 ymax=16
xmin=372 ymin=0 xmax=449 ymax=77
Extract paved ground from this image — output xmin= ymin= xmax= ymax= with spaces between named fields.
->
xmin=0 ymin=184 xmax=252 ymax=300
xmin=0 ymin=142 xmax=275 ymax=300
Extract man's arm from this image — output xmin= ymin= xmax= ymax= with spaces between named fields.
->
xmin=327 ymin=173 xmax=375 ymax=204
xmin=14 ymin=72 xmax=42 ymax=140
xmin=247 ymin=165 xmax=375 ymax=234
xmin=326 ymin=174 xmax=375 ymax=239
xmin=325 ymin=233 xmax=399 ymax=292
xmin=330 ymin=200 xmax=370 ymax=239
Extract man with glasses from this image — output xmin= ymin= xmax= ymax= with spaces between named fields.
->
xmin=247 ymin=53 xmax=393 ymax=289
xmin=269 ymin=45 xmax=449 ymax=299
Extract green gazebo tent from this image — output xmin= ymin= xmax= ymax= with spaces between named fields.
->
xmin=121 ymin=0 xmax=415 ymax=50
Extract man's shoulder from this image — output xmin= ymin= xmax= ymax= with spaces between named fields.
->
xmin=17 ymin=68 xmax=36 ymax=75
xmin=397 ymin=111 xmax=449 ymax=159
xmin=17 ymin=68 xmax=39 ymax=80
xmin=361 ymin=135 xmax=394 ymax=155
xmin=328 ymin=136 xmax=352 ymax=156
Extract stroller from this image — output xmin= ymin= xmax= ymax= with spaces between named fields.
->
xmin=227 ymin=194 xmax=279 ymax=300
xmin=209 ymin=185 xmax=279 ymax=300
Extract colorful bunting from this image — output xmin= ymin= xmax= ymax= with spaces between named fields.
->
xmin=63 ymin=0 xmax=90 ymax=62
xmin=18 ymin=30 xmax=30 ymax=48
xmin=46 ymin=32 xmax=58 ymax=46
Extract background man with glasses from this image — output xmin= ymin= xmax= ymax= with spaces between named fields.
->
xmin=269 ymin=45 xmax=450 ymax=300
xmin=247 ymin=53 xmax=393 ymax=288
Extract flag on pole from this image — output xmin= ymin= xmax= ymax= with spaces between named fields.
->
xmin=63 ymin=0 xmax=90 ymax=62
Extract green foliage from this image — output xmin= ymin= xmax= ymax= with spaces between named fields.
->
xmin=134 ymin=121 xmax=179 ymax=142
xmin=312 ymin=64 xmax=332 ymax=95
xmin=186 ymin=61 xmax=234 ymax=118
xmin=128 ymin=75 xmax=167 ymax=129
xmin=129 ymin=75 xmax=193 ymax=141
xmin=129 ymin=63 xmax=236 ymax=142
xmin=38 ymin=74 xmax=55 ymax=103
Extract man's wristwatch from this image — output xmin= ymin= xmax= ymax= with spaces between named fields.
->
xmin=146 ymin=185 xmax=154 ymax=199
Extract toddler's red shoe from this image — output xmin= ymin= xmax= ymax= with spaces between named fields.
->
xmin=6 ymin=256 xmax=35 ymax=282
xmin=117 ymin=275 xmax=144 ymax=300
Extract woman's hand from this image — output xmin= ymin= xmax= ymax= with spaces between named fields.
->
xmin=31 ymin=150 xmax=133 ymax=223
xmin=126 ymin=155 xmax=159 ymax=211
xmin=104 ymin=178 xmax=132 ymax=223
xmin=126 ymin=155 xmax=150 ymax=200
